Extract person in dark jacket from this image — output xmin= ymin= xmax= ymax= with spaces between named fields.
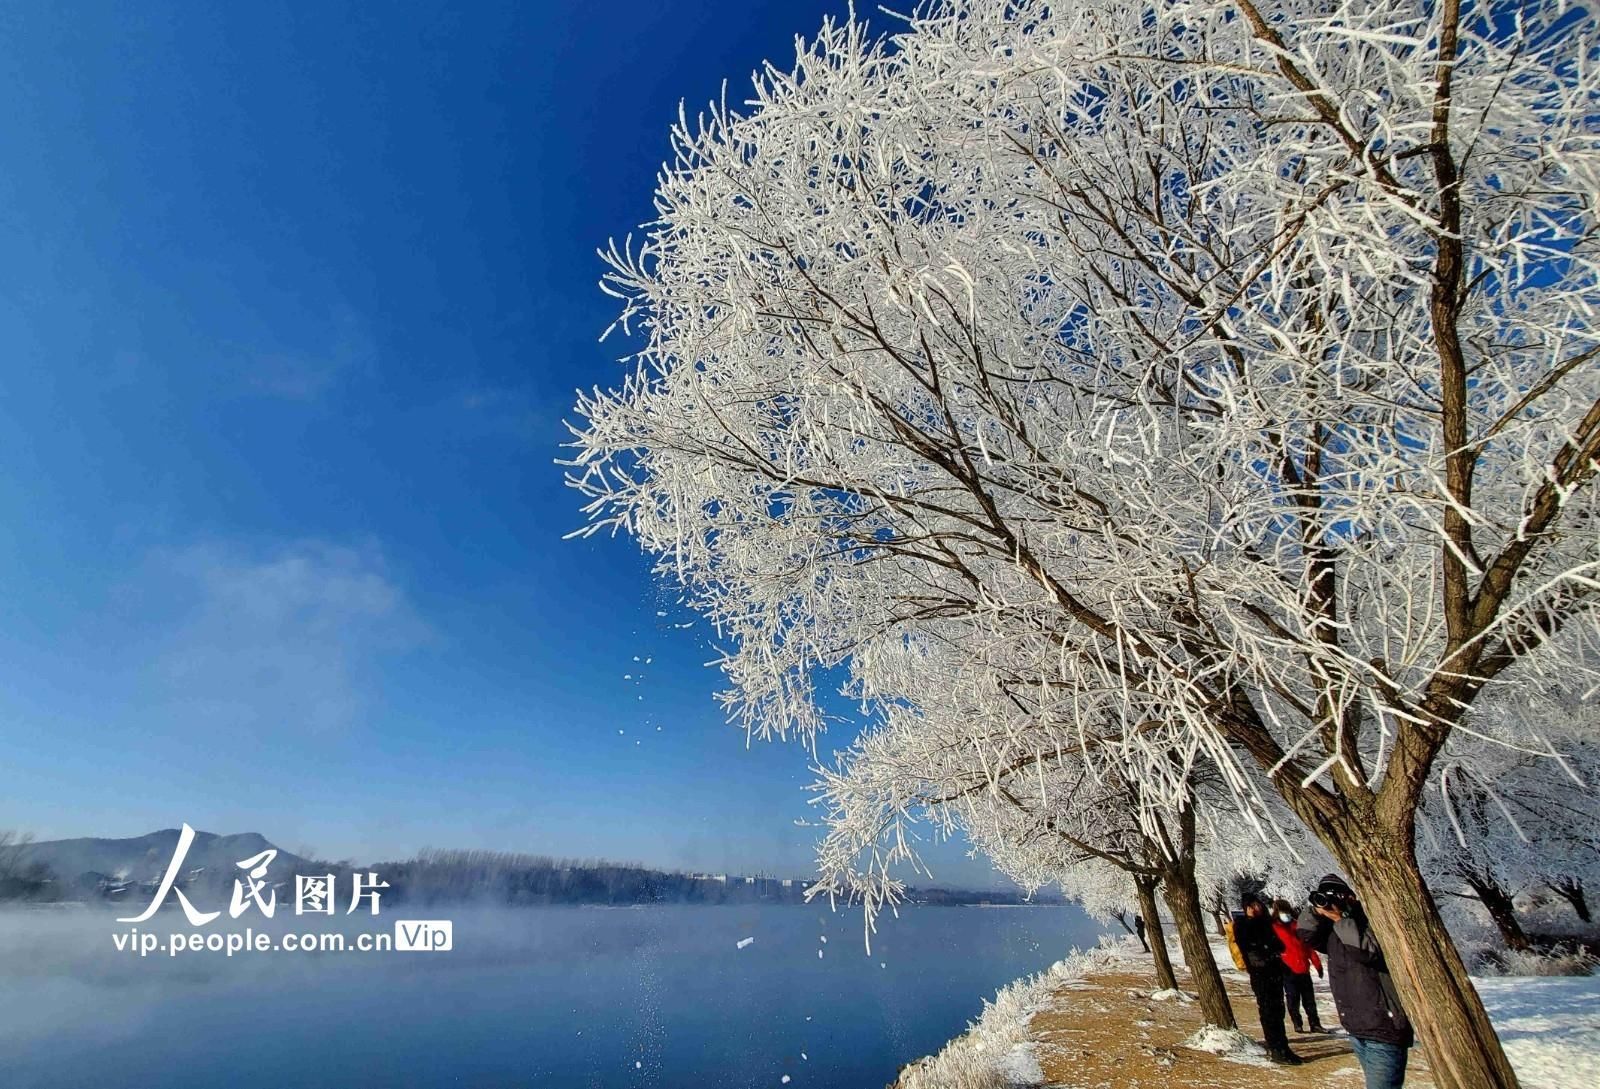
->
xmin=1237 ymin=892 xmax=1302 ymax=1065
xmin=1134 ymin=913 xmax=1148 ymax=952
xmin=1272 ymin=898 xmax=1325 ymax=1033
xmin=1298 ymin=875 xmax=1414 ymax=1088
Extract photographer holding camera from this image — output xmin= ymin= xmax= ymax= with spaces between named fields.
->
xmin=1298 ymin=874 xmax=1415 ymax=1088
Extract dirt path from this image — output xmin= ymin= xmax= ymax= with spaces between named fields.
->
xmin=1028 ymin=959 xmax=1432 ymax=1088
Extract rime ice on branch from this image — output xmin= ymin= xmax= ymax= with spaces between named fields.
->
xmin=568 ymin=4 xmax=1600 ymax=1088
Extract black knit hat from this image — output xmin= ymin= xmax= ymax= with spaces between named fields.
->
xmin=1241 ymin=890 xmax=1266 ymax=908
xmin=1316 ymin=874 xmax=1353 ymax=896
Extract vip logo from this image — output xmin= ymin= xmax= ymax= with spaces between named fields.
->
xmin=394 ymin=919 xmax=453 ymax=951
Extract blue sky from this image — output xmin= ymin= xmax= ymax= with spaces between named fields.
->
xmin=0 ymin=1 xmax=1004 ymax=888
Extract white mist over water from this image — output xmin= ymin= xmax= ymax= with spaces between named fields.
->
xmin=0 ymin=903 xmax=1107 ymax=1088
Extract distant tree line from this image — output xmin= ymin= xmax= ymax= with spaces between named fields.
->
xmin=0 ymin=832 xmax=53 ymax=901
xmin=372 ymin=848 xmax=807 ymax=906
xmin=375 ymin=848 xmax=1050 ymax=907
xmin=0 ymin=833 xmax=1051 ymax=908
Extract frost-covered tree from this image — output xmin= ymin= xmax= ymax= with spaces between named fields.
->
xmin=1419 ymin=697 xmax=1600 ymax=948
xmin=808 ymin=651 xmax=1244 ymax=1024
xmin=1422 ymin=773 xmax=1539 ymax=949
xmin=1547 ymin=874 xmax=1592 ymax=924
xmin=1076 ymin=865 xmax=1181 ymax=977
xmin=996 ymin=831 xmax=1186 ymax=996
xmin=975 ymin=788 xmax=1203 ymax=1001
xmin=570 ymin=3 xmax=1600 ymax=1085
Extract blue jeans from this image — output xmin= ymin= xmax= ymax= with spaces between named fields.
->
xmin=1350 ymin=1036 xmax=1409 ymax=1088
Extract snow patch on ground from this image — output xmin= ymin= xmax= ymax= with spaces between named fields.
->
xmin=895 ymin=937 xmax=1132 ymax=1089
xmin=1149 ymin=988 xmax=1193 ymax=1003
xmin=993 ymin=1043 xmax=1044 ymax=1087
xmin=1474 ymin=973 xmax=1600 ymax=1089
xmin=1179 ymin=1024 xmax=1274 ymax=1067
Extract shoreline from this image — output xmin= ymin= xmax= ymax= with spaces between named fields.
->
xmin=892 ymin=936 xmax=1599 ymax=1089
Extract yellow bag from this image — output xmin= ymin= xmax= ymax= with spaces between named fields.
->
xmin=1224 ymin=920 xmax=1247 ymax=972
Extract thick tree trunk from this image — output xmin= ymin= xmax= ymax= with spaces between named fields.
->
xmin=1134 ymin=875 xmax=1178 ymax=992
xmin=1463 ymin=870 xmax=1530 ymax=951
xmin=1547 ymin=876 xmax=1591 ymax=924
xmin=1161 ymin=861 xmax=1235 ymax=1029
xmin=1320 ymin=815 xmax=1521 ymax=1089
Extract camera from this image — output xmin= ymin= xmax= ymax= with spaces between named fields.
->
xmin=1309 ymin=887 xmax=1356 ymax=911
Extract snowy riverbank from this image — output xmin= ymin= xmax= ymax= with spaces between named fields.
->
xmin=893 ymin=940 xmax=1130 ymax=1089
xmin=893 ymin=937 xmax=1600 ymax=1089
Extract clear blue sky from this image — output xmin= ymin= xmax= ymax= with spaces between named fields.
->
xmin=0 ymin=1 xmax=1004 ymax=888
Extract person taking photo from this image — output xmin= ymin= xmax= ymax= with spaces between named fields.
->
xmin=1298 ymin=874 xmax=1414 ymax=1088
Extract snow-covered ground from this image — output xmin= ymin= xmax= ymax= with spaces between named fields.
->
xmin=1473 ymin=973 xmax=1600 ymax=1089
xmin=895 ymin=937 xmax=1600 ymax=1089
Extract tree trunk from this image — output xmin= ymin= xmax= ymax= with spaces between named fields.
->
xmin=1209 ymin=890 xmax=1230 ymax=937
xmin=1547 ymin=876 xmax=1591 ymax=924
xmin=1110 ymin=910 xmax=1137 ymax=937
xmin=1135 ymin=875 xmax=1178 ymax=992
xmin=1463 ymin=870 xmax=1530 ymax=952
xmin=1319 ymin=815 xmax=1522 ymax=1089
xmin=1161 ymin=861 xmax=1235 ymax=1029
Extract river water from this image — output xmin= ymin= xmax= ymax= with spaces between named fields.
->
xmin=0 ymin=902 xmax=1107 ymax=1088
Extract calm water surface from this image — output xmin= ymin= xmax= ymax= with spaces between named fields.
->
xmin=0 ymin=903 xmax=1107 ymax=1088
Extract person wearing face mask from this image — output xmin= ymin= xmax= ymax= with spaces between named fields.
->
xmin=1271 ymin=898 xmax=1325 ymax=1034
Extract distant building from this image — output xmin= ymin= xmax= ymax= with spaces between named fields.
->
xmin=97 ymin=877 xmax=133 ymax=901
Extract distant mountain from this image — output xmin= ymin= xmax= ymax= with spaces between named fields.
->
xmin=10 ymin=829 xmax=315 ymax=905
xmin=17 ymin=829 xmax=304 ymax=883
